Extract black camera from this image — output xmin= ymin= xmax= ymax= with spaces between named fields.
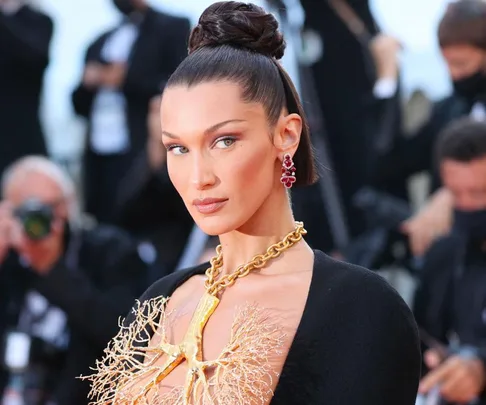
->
xmin=14 ymin=199 xmax=54 ymax=241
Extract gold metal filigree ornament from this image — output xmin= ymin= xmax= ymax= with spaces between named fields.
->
xmin=82 ymin=222 xmax=307 ymax=405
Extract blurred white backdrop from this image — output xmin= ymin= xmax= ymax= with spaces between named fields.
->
xmin=35 ymin=0 xmax=451 ymax=158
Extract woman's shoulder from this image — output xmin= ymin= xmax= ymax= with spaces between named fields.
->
xmin=312 ymin=250 xmax=416 ymax=324
xmin=310 ymin=251 xmax=420 ymax=368
xmin=314 ymin=250 xmax=403 ymax=293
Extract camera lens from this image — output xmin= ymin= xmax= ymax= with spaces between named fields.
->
xmin=23 ymin=213 xmax=51 ymax=241
xmin=14 ymin=199 xmax=54 ymax=241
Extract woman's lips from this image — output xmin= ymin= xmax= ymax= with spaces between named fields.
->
xmin=193 ymin=198 xmax=228 ymax=214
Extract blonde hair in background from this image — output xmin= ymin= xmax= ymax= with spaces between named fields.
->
xmin=1 ymin=155 xmax=81 ymax=225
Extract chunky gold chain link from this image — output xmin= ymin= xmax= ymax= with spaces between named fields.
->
xmin=204 ymin=222 xmax=307 ymax=296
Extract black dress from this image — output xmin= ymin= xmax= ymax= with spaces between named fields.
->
xmin=103 ymin=250 xmax=421 ymax=404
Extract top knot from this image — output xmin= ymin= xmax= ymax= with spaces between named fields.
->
xmin=188 ymin=1 xmax=286 ymax=60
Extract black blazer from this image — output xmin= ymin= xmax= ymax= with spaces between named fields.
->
xmin=0 ymin=6 xmax=53 ymax=176
xmin=114 ymin=151 xmax=194 ymax=273
xmin=71 ymin=9 xmax=191 ymax=155
xmin=376 ymin=94 xmax=469 ymax=193
xmin=0 ymin=225 xmax=151 ymax=405
xmin=413 ymin=234 xmax=486 ymax=403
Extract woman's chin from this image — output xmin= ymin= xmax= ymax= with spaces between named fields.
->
xmin=194 ymin=214 xmax=240 ymax=237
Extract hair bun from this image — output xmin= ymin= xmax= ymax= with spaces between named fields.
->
xmin=189 ymin=1 xmax=286 ymax=60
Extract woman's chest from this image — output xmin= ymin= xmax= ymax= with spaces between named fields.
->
xmin=127 ymin=276 xmax=311 ymax=404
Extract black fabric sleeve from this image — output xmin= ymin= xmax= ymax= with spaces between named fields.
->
xmin=412 ymin=237 xmax=458 ymax=344
xmin=375 ymin=97 xmax=462 ymax=189
xmin=115 ymin=152 xmax=175 ymax=222
xmin=412 ymin=245 xmax=442 ymax=334
xmin=71 ymin=35 xmax=107 ymax=118
xmin=314 ymin=270 xmax=421 ymax=404
xmin=375 ymin=114 xmax=438 ymax=187
xmin=0 ymin=7 xmax=53 ymax=69
xmin=121 ymin=17 xmax=191 ymax=100
xmin=33 ymin=242 xmax=149 ymax=349
xmin=115 ymin=153 xmax=168 ymax=213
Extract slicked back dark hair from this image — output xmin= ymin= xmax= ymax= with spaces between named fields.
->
xmin=165 ymin=1 xmax=317 ymax=186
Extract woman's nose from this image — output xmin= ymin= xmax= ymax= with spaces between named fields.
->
xmin=191 ymin=155 xmax=216 ymax=190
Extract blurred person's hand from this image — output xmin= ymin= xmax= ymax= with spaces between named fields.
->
xmin=424 ymin=348 xmax=446 ymax=370
xmin=84 ymin=63 xmax=127 ymax=89
xmin=369 ymin=34 xmax=402 ymax=81
xmin=147 ymin=95 xmax=166 ymax=170
xmin=419 ymin=353 xmax=486 ymax=403
xmin=401 ymin=188 xmax=453 ymax=257
xmin=83 ymin=62 xmax=104 ymax=89
xmin=101 ymin=63 xmax=127 ymax=89
xmin=0 ymin=201 xmax=20 ymax=264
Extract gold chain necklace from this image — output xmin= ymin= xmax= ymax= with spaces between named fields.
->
xmin=205 ymin=221 xmax=307 ymax=296
xmin=95 ymin=222 xmax=307 ymax=405
xmin=164 ymin=221 xmax=307 ymax=403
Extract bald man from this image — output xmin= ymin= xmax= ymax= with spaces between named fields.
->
xmin=0 ymin=156 xmax=152 ymax=405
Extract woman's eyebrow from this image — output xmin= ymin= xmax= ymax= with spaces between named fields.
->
xmin=162 ymin=119 xmax=246 ymax=139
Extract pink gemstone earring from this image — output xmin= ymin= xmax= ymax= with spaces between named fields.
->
xmin=280 ymin=153 xmax=296 ymax=189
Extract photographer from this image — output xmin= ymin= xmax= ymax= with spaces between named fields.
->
xmin=0 ymin=0 xmax=53 ymax=176
xmin=71 ymin=0 xmax=190 ymax=224
xmin=414 ymin=118 xmax=486 ymax=404
xmin=0 ymin=157 xmax=151 ymax=405
xmin=380 ymin=0 xmax=486 ymax=257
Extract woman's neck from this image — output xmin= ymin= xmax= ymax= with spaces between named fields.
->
xmin=216 ymin=188 xmax=301 ymax=275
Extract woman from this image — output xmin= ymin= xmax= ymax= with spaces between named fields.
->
xmin=84 ymin=2 xmax=421 ymax=404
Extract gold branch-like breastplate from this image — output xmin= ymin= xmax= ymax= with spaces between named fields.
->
xmin=82 ymin=222 xmax=306 ymax=405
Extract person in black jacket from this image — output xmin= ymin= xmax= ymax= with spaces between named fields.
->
xmin=0 ymin=156 xmax=151 ymax=405
xmin=380 ymin=0 xmax=486 ymax=258
xmin=293 ymin=0 xmax=405 ymax=252
xmin=71 ymin=0 xmax=191 ymax=224
xmin=414 ymin=118 xmax=486 ymax=404
xmin=114 ymin=96 xmax=194 ymax=275
xmin=0 ymin=2 xmax=53 ymax=179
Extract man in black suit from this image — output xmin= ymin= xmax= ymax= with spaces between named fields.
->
xmin=292 ymin=0 xmax=404 ymax=252
xmin=72 ymin=0 xmax=191 ymax=224
xmin=0 ymin=1 xmax=53 ymax=181
xmin=377 ymin=0 xmax=486 ymax=258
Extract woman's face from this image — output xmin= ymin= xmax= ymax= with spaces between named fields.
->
xmin=160 ymin=81 xmax=284 ymax=236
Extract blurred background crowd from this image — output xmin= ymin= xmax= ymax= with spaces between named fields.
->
xmin=2 ymin=0 xmax=486 ymax=404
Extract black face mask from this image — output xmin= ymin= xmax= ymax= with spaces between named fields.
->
xmin=453 ymin=208 xmax=486 ymax=239
xmin=453 ymin=70 xmax=486 ymax=101
xmin=113 ymin=0 xmax=135 ymax=15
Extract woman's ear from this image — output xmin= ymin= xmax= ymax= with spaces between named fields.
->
xmin=273 ymin=113 xmax=302 ymax=156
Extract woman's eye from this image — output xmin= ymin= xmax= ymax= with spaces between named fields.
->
xmin=215 ymin=137 xmax=236 ymax=149
xmin=167 ymin=145 xmax=189 ymax=155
